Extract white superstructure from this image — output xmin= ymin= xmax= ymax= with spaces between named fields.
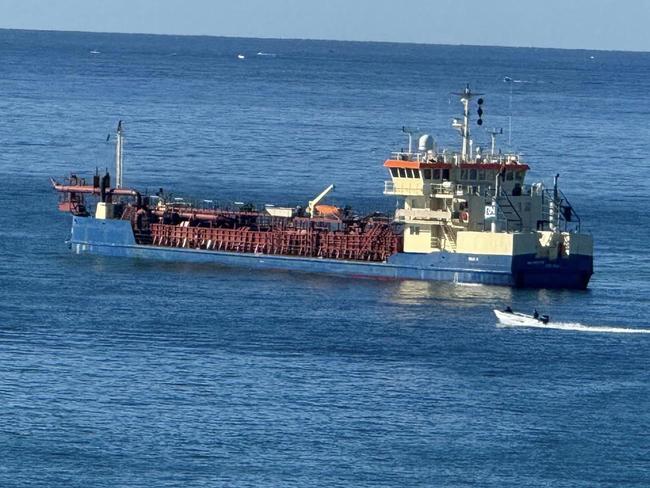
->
xmin=383 ymin=86 xmax=592 ymax=261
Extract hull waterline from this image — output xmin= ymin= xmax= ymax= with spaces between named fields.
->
xmin=69 ymin=217 xmax=592 ymax=289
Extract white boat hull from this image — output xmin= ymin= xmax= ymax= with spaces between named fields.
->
xmin=494 ymin=309 xmax=549 ymax=326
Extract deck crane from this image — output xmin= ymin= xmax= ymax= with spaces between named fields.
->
xmin=306 ymin=184 xmax=335 ymax=217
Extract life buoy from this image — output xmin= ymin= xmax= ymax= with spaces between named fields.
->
xmin=460 ymin=211 xmax=470 ymax=223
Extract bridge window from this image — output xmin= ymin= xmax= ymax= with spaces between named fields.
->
xmin=409 ymin=226 xmax=420 ymax=235
xmin=423 ymin=169 xmax=432 ymax=179
xmin=506 ymin=171 xmax=514 ymax=181
xmin=442 ymin=169 xmax=450 ymax=180
xmin=460 ymin=169 xmax=468 ymax=180
xmin=478 ymin=170 xmax=486 ymax=180
xmin=515 ymin=171 xmax=524 ymax=181
xmin=433 ymin=169 xmax=441 ymax=179
xmin=390 ymin=168 xmax=399 ymax=177
xmin=399 ymin=168 xmax=406 ymax=178
xmin=413 ymin=169 xmax=421 ymax=178
xmin=469 ymin=169 xmax=477 ymax=180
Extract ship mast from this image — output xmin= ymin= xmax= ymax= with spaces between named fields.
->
xmin=115 ymin=120 xmax=124 ymax=189
xmin=461 ymin=86 xmax=471 ymax=161
xmin=452 ymin=85 xmax=482 ymax=162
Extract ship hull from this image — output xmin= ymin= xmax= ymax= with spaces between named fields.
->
xmin=69 ymin=217 xmax=592 ymax=289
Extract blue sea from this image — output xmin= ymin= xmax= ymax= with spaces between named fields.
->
xmin=0 ymin=29 xmax=649 ymax=487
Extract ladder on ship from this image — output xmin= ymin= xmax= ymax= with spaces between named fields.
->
xmin=495 ymin=190 xmax=523 ymax=232
xmin=441 ymin=226 xmax=457 ymax=251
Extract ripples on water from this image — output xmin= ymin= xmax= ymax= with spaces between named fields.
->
xmin=0 ymin=29 xmax=649 ymax=487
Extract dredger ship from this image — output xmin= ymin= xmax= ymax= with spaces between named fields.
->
xmin=51 ymin=87 xmax=593 ymax=288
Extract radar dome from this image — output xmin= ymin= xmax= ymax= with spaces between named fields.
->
xmin=418 ymin=134 xmax=434 ymax=152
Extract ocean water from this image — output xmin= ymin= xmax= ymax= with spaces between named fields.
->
xmin=0 ymin=29 xmax=649 ymax=487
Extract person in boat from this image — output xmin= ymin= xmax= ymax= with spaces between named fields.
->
xmin=504 ymin=306 xmax=513 ymax=313
xmin=533 ymin=309 xmax=539 ymax=319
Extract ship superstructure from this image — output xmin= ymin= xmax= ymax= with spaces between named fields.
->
xmin=51 ymin=88 xmax=593 ymax=288
xmin=383 ymin=86 xmax=592 ymax=287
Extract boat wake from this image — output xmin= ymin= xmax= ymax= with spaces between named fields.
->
xmin=503 ymin=76 xmax=544 ymax=84
xmin=498 ymin=321 xmax=650 ymax=334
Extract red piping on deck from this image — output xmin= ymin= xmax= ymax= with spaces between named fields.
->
xmin=50 ymin=178 xmax=141 ymax=198
xmin=147 ymin=223 xmax=402 ymax=262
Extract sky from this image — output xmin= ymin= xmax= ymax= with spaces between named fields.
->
xmin=1 ymin=0 xmax=649 ymax=52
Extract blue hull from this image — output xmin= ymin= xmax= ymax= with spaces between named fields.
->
xmin=69 ymin=217 xmax=593 ymax=289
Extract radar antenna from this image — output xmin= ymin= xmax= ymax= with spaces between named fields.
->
xmin=401 ymin=126 xmax=419 ymax=154
xmin=489 ymin=128 xmax=503 ymax=156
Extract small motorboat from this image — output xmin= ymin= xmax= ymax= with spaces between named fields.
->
xmin=494 ymin=308 xmax=550 ymax=326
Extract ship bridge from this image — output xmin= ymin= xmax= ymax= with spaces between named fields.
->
xmin=384 ymin=154 xmax=529 ymax=197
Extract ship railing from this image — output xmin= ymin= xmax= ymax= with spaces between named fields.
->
xmin=391 ymin=151 xmax=424 ymax=162
xmin=453 ymin=184 xmax=489 ymax=197
xmin=384 ymin=180 xmax=428 ymax=196
xmin=497 ymin=153 xmax=522 ymax=164
xmin=429 ymin=183 xmax=455 ymax=196
xmin=540 ymin=189 xmax=581 ymax=233
xmin=384 ymin=182 xmax=476 ymax=198
xmin=430 ymin=183 xmax=502 ymax=198
xmin=461 ymin=183 xmax=540 ymax=199
xmin=395 ymin=208 xmax=452 ymax=222
xmin=389 ymin=151 xmax=449 ymax=163
xmin=450 ymin=153 xmax=523 ymax=166
xmin=528 ymin=183 xmax=544 ymax=196
xmin=391 ymin=151 xmax=460 ymax=165
xmin=559 ymin=190 xmax=581 ymax=229
xmin=389 ymin=151 xmax=523 ymax=166
xmin=390 ymin=182 xmax=543 ymax=201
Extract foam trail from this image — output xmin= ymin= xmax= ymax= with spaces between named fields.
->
xmin=498 ymin=321 xmax=650 ymax=334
